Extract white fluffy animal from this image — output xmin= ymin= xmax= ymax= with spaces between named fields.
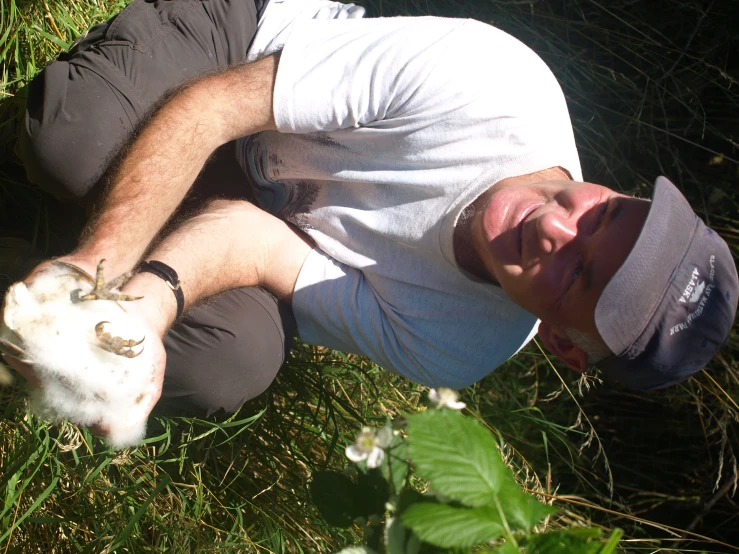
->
xmin=0 ymin=260 xmax=157 ymax=448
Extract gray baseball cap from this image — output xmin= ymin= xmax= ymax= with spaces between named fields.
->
xmin=595 ymin=176 xmax=738 ymax=390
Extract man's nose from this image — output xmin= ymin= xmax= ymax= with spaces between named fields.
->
xmin=536 ymin=209 xmax=578 ymax=254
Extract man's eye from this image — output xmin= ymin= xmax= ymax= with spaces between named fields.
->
xmin=566 ymin=255 xmax=584 ymax=293
xmin=593 ymin=200 xmax=610 ymax=233
xmin=573 ymin=262 xmax=583 ymax=282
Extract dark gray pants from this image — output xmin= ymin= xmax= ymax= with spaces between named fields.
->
xmin=18 ymin=0 xmax=295 ymax=417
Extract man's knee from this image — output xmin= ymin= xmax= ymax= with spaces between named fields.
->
xmin=157 ymin=287 xmax=296 ymax=417
xmin=18 ymin=60 xmax=131 ymax=201
xmin=161 ymin=329 xmax=281 ymax=417
xmin=18 ymin=0 xmax=259 ymax=202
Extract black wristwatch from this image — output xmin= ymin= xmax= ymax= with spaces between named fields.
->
xmin=138 ymin=260 xmax=185 ymax=321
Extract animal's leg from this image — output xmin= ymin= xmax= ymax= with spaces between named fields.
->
xmin=70 ymin=259 xmax=143 ymax=303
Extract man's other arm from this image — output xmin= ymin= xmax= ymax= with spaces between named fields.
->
xmin=125 ymin=198 xmax=313 ymax=339
xmin=74 ymin=54 xmax=281 ymax=277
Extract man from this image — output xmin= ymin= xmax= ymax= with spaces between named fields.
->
xmin=5 ymin=0 xmax=738 ymax=432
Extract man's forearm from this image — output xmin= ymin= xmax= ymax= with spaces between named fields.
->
xmin=76 ymin=54 xmax=280 ymax=277
xmin=119 ymin=199 xmax=313 ymax=338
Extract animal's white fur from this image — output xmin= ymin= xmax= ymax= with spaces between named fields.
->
xmin=0 ymin=264 xmax=155 ymax=448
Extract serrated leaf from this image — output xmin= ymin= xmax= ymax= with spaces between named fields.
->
xmin=402 ymin=503 xmax=504 ymax=548
xmin=407 ymin=410 xmax=517 ymax=507
xmin=407 ymin=410 xmax=555 ymax=530
xmin=398 ymin=489 xmax=427 ymax=513
xmin=498 ymin=479 xmax=557 ymax=530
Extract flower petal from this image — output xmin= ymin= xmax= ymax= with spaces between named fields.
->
xmin=367 ymin=447 xmax=385 ymax=468
xmin=376 ymin=425 xmax=393 ymax=448
xmin=448 ymin=400 xmax=467 ymax=410
xmin=346 ymin=444 xmax=368 ymax=462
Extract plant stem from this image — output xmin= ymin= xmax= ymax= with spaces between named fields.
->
xmin=493 ymin=495 xmax=519 ymax=550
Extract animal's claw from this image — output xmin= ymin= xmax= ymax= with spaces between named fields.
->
xmin=69 ymin=259 xmax=143 ymax=303
xmin=123 ymin=346 xmax=144 ymax=359
xmin=52 ymin=260 xmax=95 ymax=285
xmin=94 ymin=321 xmax=145 ymax=358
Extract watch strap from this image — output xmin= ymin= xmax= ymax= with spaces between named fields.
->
xmin=138 ymin=260 xmax=185 ymax=321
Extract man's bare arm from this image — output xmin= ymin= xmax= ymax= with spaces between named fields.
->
xmin=123 ymin=199 xmax=313 ymax=338
xmin=74 ymin=54 xmax=281 ymax=277
xmin=127 ymin=197 xmax=311 ymax=425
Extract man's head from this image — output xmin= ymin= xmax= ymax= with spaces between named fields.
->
xmin=472 ymin=175 xmax=738 ymax=389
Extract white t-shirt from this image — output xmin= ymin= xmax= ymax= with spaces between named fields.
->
xmin=239 ymin=15 xmax=583 ymax=388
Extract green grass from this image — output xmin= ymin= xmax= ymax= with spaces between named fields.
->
xmin=2 ymin=0 xmax=739 ymax=552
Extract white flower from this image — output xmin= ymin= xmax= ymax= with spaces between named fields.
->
xmin=428 ymin=388 xmax=466 ymax=410
xmin=345 ymin=426 xmax=393 ymax=468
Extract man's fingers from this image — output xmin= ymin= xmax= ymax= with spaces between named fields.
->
xmin=137 ymin=364 xmax=165 ymax=426
xmin=1 ymin=354 xmax=42 ymax=388
xmin=20 ymin=259 xmax=57 ymax=285
xmin=22 ymin=257 xmax=99 ymax=287
xmin=89 ymin=422 xmax=112 ymax=438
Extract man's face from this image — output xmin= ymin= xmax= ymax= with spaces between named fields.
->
xmin=474 ymin=180 xmax=651 ymax=338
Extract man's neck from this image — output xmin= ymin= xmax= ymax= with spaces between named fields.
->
xmin=453 ymin=166 xmax=572 ymax=282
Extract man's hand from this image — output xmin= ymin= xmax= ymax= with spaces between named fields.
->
xmin=1 ymin=353 xmax=41 ymax=387
xmin=3 ymin=192 xmax=311 ymax=444
xmin=1 ymin=258 xmax=170 ymax=443
xmin=2 ymin=339 xmax=165 ymax=442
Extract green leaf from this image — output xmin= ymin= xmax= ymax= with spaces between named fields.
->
xmin=559 ymin=528 xmax=602 ymax=540
xmin=108 ymin=475 xmax=172 ymax=551
xmin=387 ymin=439 xmax=410 ymax=494
xmin=405 ymin=533 xmax=421 ymax=554
xmin=384 ymin=516 xmax=406 ymax=554
xmin=598 ymin=529 xmax=624 ymax=554
xmin=398 ymin=489 xmax=427 ymax=513
xmin=407 ymin=409 xmax=556 ymax=530
xmin=407 ymin=409 xmax=517 ymax=508
xmin=0 ymin=475 xmax=59 ymax=544
xmin=498 ymin=479 xmax=557 ymax=530
xmin=311 ymin=471 xmax=360 ymax=527
xmin=402 ymin=503 xmax=504 ymax=548
xmin=527 ymin=529 xmax=604 ymax=554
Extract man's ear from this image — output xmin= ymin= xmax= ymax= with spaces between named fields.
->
xmin=537 ymin=322 xmax=588 ymax=373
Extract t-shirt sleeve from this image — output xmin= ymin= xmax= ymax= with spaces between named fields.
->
xmin=292 ymin=248 xmax=538 ymax=389
xmin=291 ymin=248 xmax=440 ymax=386
xmin=272 ymin=17 xmax=475 ymax=133
xmin=246 ymin=0 xmax=366 ymax=63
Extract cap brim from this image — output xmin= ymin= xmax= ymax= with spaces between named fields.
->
xmin=595 ymin=176 xmax=698 ymax=356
